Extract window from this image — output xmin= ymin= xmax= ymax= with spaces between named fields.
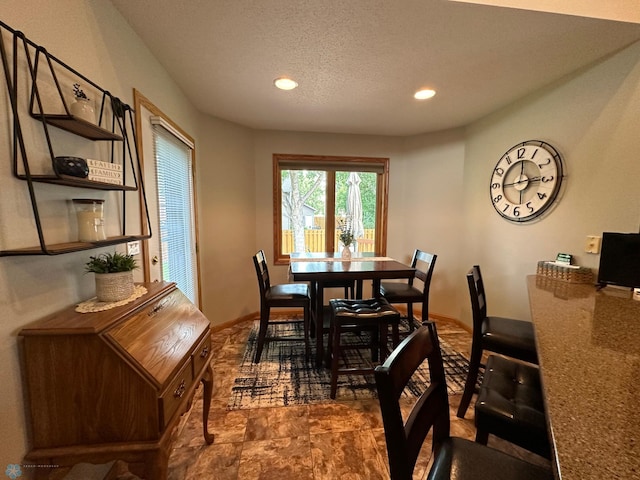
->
xmin=273 ymin=154 xmax=389 ymax=264
xmin=152 ymin=121 xmax=198 ymax=303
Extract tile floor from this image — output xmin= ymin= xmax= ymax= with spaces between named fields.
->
xmin=163 ymin=316 xmax=550 ymax=480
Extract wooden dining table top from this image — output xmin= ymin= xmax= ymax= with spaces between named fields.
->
xmin=289 ymin=252 xmax=415 ymax=281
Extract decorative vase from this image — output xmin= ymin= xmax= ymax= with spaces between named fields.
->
xmin=70 ymin=98 xmax=95 ymax=123
xmin=341 ymin=244 xmax=352 ymax=260
xmin=95 ymin=271 xmax=134 ymax=302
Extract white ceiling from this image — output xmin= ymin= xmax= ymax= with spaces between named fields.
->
xmin=110 ymin=0 xmax=640 ymax=136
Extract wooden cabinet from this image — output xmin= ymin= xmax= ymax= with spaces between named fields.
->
xmin=19 ymin=282 xmax=214 ymax=479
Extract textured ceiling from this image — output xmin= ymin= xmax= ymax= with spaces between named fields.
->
xmin=110 ymin=0 xmax=640 ymax=136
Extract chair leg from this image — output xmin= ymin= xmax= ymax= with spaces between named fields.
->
xmin=330 ymin=322 xmax=341 ymax=399
xmin=456 ymin=344 xmax=483 ymax=418
xmin=475 ymin=428 xmax=489 ymax=445
xmin=407 ymin=303 xmax=415 ymax=332
xmin=254 ymin=306 xmax=270 ymax=363
xmin=303 ymin=305 xmax=311 ymax=362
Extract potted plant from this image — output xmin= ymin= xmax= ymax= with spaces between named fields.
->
xmin=85 ymin=252 xmax=138 ymax=302
xmin=70 ymin=83 xmax=95 ymax=123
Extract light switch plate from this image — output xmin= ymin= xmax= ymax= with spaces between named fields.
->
xmin=584 ymin=235 xmax=601 ymax=254
xmin=127 ymin=241 xmax=141 ymax=256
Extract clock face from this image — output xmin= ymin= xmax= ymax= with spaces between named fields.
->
xmin=489 ymin=140 xmax=564 ymax=223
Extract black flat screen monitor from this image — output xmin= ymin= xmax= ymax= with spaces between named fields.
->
xmin=597 ymin=232 xmax=640 ymax=289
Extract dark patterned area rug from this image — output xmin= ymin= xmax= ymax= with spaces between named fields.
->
xmin=227 ymin=319 xmax=477 ymax=410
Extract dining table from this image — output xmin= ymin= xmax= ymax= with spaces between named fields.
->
xmin=289 ymin=252 xmax=415 ymax=366
xmin=526 ymin=274 xmax=640 ymax=480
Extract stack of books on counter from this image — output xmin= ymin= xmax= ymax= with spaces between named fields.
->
xmin=87 ymin=159 xmax=123 ymax=185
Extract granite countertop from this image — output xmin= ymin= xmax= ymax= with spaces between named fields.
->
xmin=526 ymin=275 xmax=640 ymax=480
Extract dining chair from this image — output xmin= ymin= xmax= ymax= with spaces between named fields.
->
xmin=456 ymin=265 xmax=539 ymax=418
xmin=252 ymin=250 xmax=311 ymax=363
xmin=380 ymin=249 xmax=436 ymax=333
xmin=374 ymin=323 xmax=554 ymax=480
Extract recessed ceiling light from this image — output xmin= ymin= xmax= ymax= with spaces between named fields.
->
xmin=414 ymin=89 xmax=436 ymax=100
xmin=274 ymin=77 xmax=298 ymax=91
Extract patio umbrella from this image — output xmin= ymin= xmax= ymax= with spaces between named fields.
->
xmin=346 ymin=172 xmax=365 ymax=248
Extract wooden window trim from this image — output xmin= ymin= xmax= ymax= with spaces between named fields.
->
xmin=273 ymin=153 xmax=389 ymax=265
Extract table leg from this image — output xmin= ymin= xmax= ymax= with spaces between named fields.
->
xmin=315 ymin=281 xmax=325 ymax=367
xmin=372 ymin=279 xmax=382 ymax=298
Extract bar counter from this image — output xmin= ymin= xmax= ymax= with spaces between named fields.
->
xmin=526 ymin=275 xmax=640 ymax=480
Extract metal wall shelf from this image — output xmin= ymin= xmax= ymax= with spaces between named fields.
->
xmin=0 ymin=20 xmax=151 ymax=256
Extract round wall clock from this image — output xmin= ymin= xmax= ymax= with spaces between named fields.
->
xmin=489 ymin=140 xmax=564 ymax=223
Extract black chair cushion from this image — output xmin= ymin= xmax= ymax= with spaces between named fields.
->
xmin=331 ymin=298 xmax=400 ymax=323
xmin=427 ymin=437 xmax=554 ymax=480
xmin=475 ymin=355 xmax=550 ymax=458
xmin=379 ymin=281 xmax=423 ymax=302
xmin=482 ymin=316 xmax=538 ymax=364
xmin=266 ymin=283 xmax=310 ymax=303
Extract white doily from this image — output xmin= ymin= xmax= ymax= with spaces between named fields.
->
xmin=75 ymin=285 xmax=148 ymax=313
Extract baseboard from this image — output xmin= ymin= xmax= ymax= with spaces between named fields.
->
xmin=210 ymin=308 xmax=472 ymax=334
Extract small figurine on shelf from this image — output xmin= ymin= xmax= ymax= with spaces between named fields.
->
xmin=70 ymin=83 xmax=95 ymax=123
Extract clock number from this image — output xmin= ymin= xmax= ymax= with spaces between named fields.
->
xmin=526 ymin=201 xmax=534 ymax=213
xmin=491 ymin=182 xmax=501 ymax=189
xmin=503 ymin=204 xmax=510 ymax=213
xmin=541 ymin=175 xmax=554 ymax=183
xmin=513 ymin=206 xmax=520 ymax=217
xmin=537 ymin=157 xmax=551 ymax=168
xmin=493 ymin=194 xmax=502 ymax=203
xmin=517 ymin=148 xmax=526 ymax=159
xmin=494 ymin=167 xmax=505 ymax=177
xmin=531 ymin=148 xmax=538 ymax=159
xmin=537 ymin=192 xmax=548 ymax=200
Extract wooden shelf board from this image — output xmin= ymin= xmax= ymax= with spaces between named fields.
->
xmin=16 ymin=174 xmax=137 ymax=191
xmin=0 ymin=235 xmax=151 ymax=257
xmin=31 ymin=113 xmax=123 ymax=141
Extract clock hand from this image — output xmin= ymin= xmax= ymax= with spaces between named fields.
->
xmin=503 ymin=176 xmax=542 ymax=187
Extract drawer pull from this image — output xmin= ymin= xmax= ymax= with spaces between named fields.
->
xmin=173 ymin=380 xmax=186 ymax=398
xmin=200 ymin=346 xmax=209 ymax=358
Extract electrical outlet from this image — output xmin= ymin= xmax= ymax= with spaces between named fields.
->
xmin=127 ymin=241 xmax=141 ymax=256
xmin=584 ymin=235 xmax=601 ymax=254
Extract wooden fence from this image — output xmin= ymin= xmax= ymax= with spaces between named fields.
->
xmin=282 ymin=229 xmax=375 ymax=253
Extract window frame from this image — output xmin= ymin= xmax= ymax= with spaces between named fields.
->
xmin=273 ymin=153 xmax=389 ymax=265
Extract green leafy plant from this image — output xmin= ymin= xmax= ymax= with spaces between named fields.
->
xmin=85 ymin=252 xmax=138 ymax=274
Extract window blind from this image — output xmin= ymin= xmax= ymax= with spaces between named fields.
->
xmin=152 ymin=123 xmax=197 ymax=303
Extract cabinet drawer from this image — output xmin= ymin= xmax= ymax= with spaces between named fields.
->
xmin=192 ymin=333 xmax=212 ymax=379
xmin=159 ymin=360 xmax=194 ymax=428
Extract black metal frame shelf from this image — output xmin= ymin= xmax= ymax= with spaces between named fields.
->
xmin=0 ymin=20 xmax=151 ymax=256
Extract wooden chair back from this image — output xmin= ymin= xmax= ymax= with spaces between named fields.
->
xmin=253 ymin=249 xmax=271 ymax=301
xmin=374 ymin=322 xmax=450 ymax=480
xmin=413 ymin=250 xmax=437 ymax=318
xmin=467 ymin=265 xmax=488 ymax=336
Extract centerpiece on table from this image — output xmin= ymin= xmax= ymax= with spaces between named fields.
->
xmin=85 ymin=251 xmax=138 ymax=302
xmin=338 ymin=218 xmax=355 ymax=260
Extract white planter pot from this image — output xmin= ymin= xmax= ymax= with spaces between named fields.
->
xmin=70 ymin=98 xmax=95 ymax=123
xmin=95 ymin=271 xmax=134 ymax=302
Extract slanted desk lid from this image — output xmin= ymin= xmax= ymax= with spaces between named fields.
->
xmin=105 ymin=287 xmax=210 ymax=389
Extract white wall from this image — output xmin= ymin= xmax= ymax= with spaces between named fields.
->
xmin=461 ymin=40 xmax=640 ymax=322
xmin=401 ymin=129 xmax=466 ymax=319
